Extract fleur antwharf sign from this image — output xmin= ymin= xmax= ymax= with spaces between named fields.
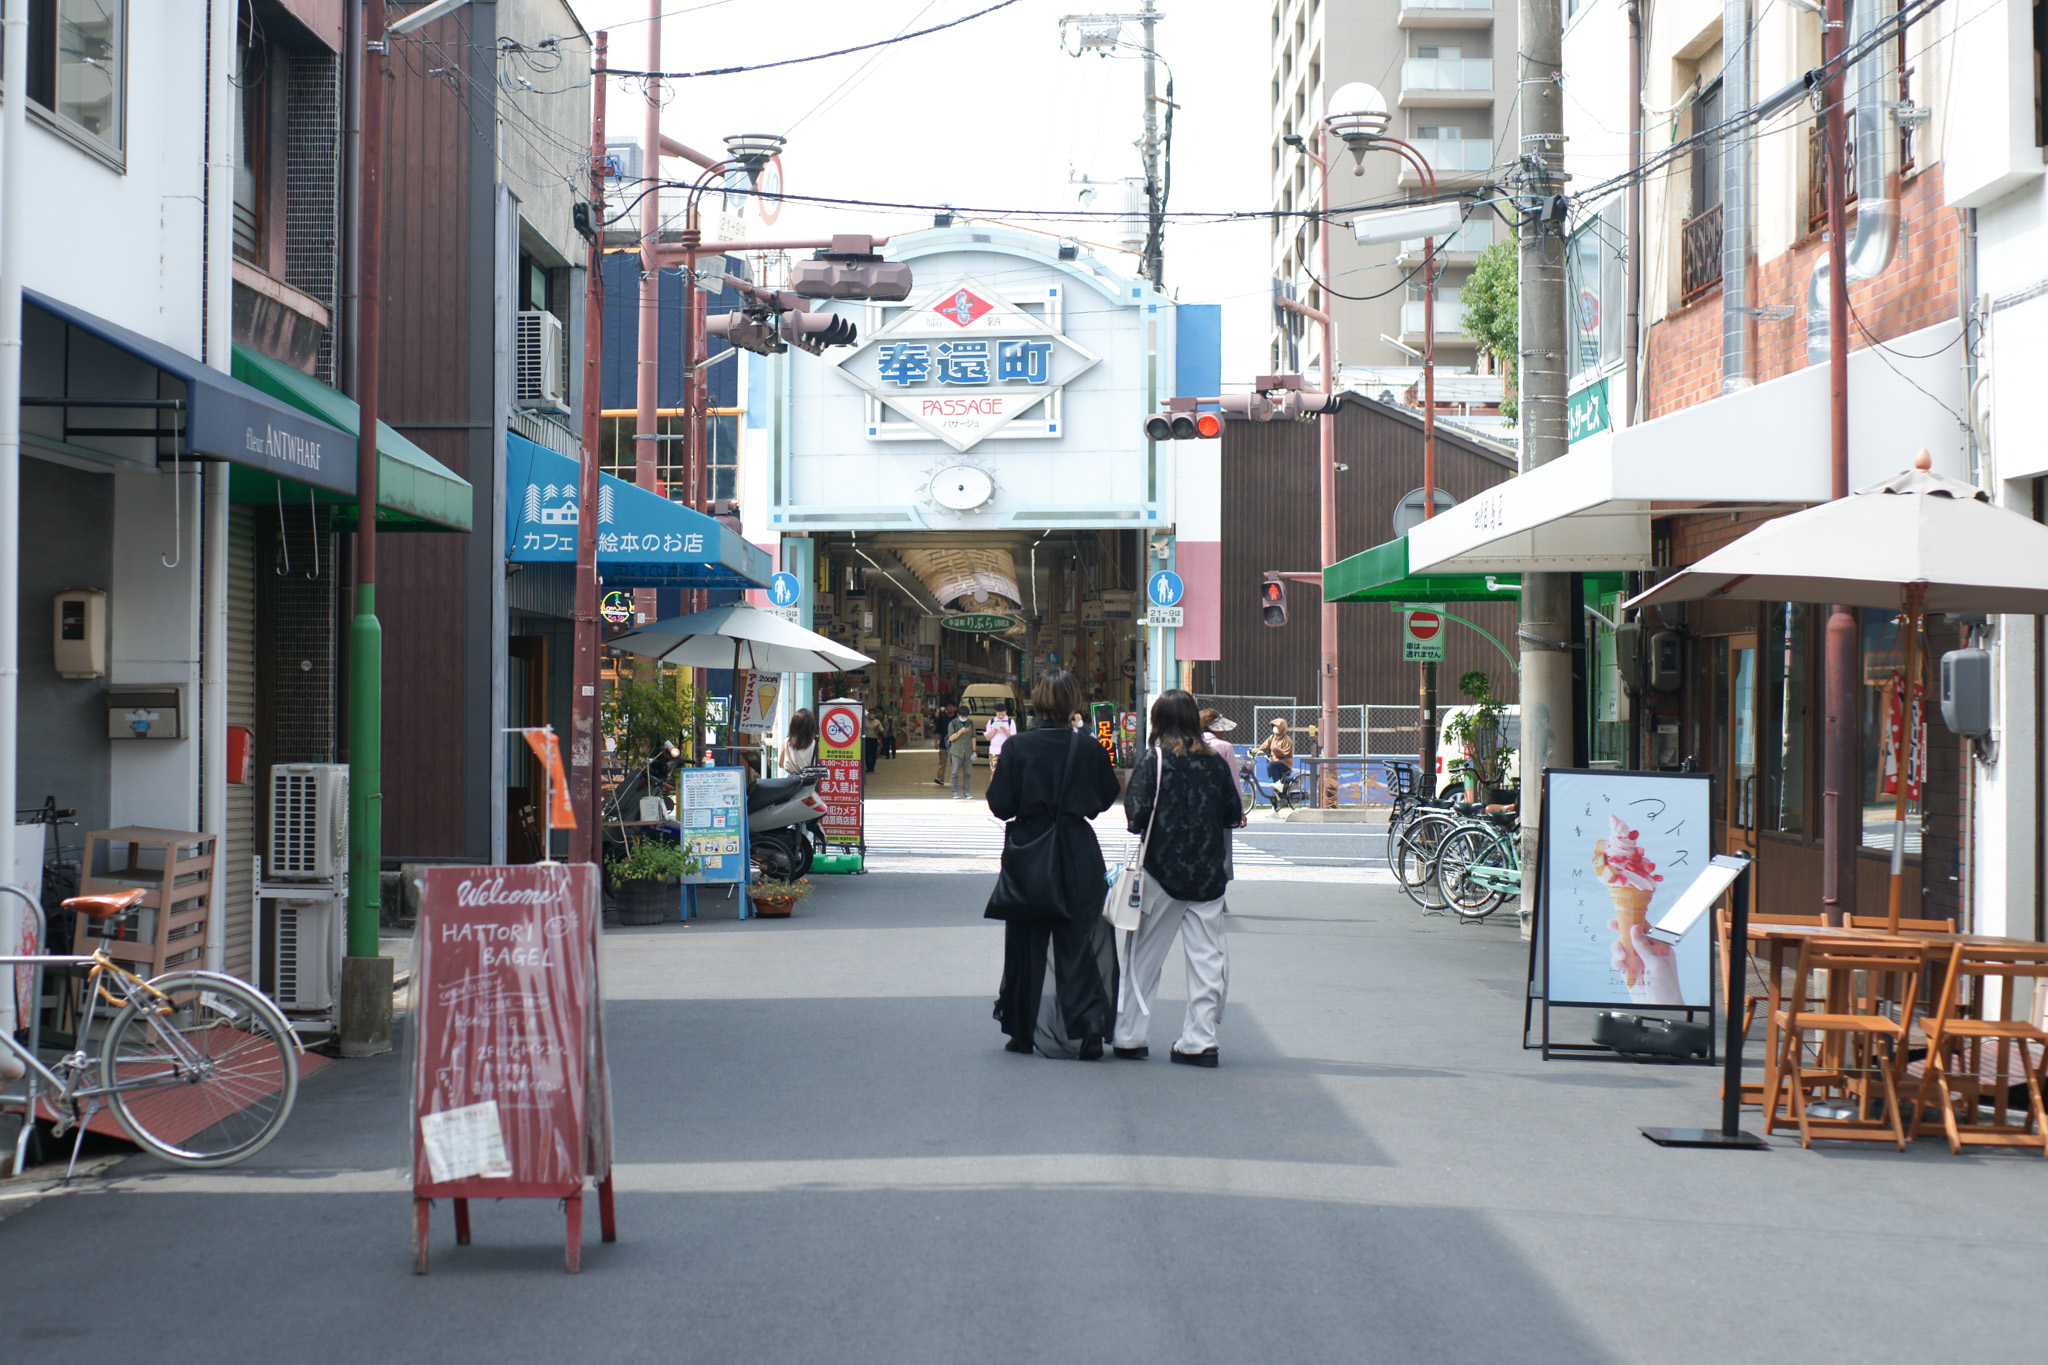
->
xmin=831 ymin=276 xmax=1100 ymax=452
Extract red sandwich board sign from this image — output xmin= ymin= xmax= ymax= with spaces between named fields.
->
xmin=411 ymin=862 xmax=615 ymax=1273
xmin=1402 ymin=604 xmax=1447 ymax=663
xmin=817 ymin=698 xmax=865 ymax=851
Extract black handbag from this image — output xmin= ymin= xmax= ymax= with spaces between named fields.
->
xmin=985 ymin=730 xmax=1082 ymax=922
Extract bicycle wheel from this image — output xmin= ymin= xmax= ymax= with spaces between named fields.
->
xmin=1435 ymin=826 xmax=1508 ymax=920
xmin=100 ymin=973 xmax=299 ymax=1168
xmin=1384 ymin=801 xmax=1415 ymax=868
xmin=1392 ymin=814 xmax=1454 ymax=909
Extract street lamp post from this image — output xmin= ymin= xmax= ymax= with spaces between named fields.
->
xmin=1290 ymin=82 xmax=1444 ymax=796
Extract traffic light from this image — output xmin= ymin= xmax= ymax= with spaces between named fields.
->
xmin=1260 ymin=573 xmax=1288 ymax=627
xmin=779 ymin=307 xmax=859 ymax=355
xmin=1142 ymin=398 xmax=1224 ymax=441
xmin=789 ymin=234 xmax=915 ymax=301
xmin=1220 ymin=386 xmax=1344 ymax=422
xmin=707 ymin=309 xmax=784 ymax=355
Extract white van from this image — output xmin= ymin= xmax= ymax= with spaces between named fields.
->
xmin=960 ymin=684 xmax=1020 ymax=761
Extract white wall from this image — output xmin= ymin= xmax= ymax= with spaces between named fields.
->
xmin=107 ymin=469 xmax=202 ymax=830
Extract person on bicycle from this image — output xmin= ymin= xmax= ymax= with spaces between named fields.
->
xmin=1255 ymin=718 xmax=1294 ymax=784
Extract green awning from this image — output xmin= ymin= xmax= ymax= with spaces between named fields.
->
xmin=230 ymin=346 xmax=473 ymax=532
xmin=1327 ymin=536 xmax=1630 ymax=604
xmin=1325 ymin=537 xmax=1529 ymax=604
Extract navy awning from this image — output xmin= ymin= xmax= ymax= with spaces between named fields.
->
xmin=22 ymin=289 xmax=354 ymax=495
xmin=506 ymin=433 xmax=771 ymax=589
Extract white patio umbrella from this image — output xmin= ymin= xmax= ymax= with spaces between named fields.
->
xmin=606 ymin=603 xmax=875 ymax=674
xmin=1627 ymin=452 xmax=2048 ymax=929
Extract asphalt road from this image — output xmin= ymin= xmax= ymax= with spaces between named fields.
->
xmin=4 ymin=872 xmax=2045 ymax=1363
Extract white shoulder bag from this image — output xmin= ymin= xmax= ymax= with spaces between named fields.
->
xmin=1105 ymin=746 xmax=1163 ymax=935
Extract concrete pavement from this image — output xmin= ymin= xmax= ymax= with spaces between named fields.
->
xmin=3 ymin=869 xmax=2045 ymax=1362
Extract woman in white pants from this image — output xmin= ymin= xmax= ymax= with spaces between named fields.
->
xmin=1113 ymin=690 xmax=1246 ymax=1067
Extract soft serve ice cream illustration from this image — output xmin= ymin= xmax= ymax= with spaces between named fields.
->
xmin=1591 ymin=814 xmax=1663 ymax=987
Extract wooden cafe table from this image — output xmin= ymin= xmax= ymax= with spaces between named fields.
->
xmin=1748 ymin=921 xmax=2048 ymax=1146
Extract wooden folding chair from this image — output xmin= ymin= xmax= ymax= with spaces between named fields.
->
xmin=1765 ymin=938 xmax=1927 ymax=1150
xmin=1718 ymin=909 xmax=1825 ymax=1106
xmin=1845 ymin=914 xmax=1957 ymax=934
xmin=1912 ymin=943 xmax=2048 ymax=1157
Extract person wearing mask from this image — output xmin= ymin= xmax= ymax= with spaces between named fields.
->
xmin=946 ymin=704 xmax=977 ymax=799
xmin=983 ymin=702 xmax=1017 ymax=779
xmin=780 ymin=708 xmax=817 ymax=775
xmin=985 ymin=669 xmax=1121 ymax=1057
xmin=1114 ymin=690 xmax=1246 ymax=1067
xmin=1256 ymin=717 xmax=1295 ymax=786
xmin=934 ymin=704 xmax=955 ymax=787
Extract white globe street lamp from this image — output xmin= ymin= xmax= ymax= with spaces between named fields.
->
xmin=1325 ymin=82 xmax=1391 ymax=174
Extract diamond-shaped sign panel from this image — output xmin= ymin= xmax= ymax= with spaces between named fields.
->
xmin=830 ymin=276 xmax=1101 ymax=452
xmin=932 ymin=288 xmax=993 ymax=328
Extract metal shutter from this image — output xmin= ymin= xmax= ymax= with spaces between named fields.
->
xmin=224 ymin=508 xmax=257 ymax=980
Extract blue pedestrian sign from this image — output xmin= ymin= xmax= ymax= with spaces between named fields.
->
xmin=767 ymin=572 xmax=802 ymax=607
xmin=1147 ymin=570 xmax=1185 ymax=608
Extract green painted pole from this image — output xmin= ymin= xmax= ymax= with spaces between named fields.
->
xmin=348 ymin=585 xmax=382 ymax=958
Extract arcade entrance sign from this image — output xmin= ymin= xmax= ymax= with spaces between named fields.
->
xmin=831 ymin=276 xmax=1101 ymax=452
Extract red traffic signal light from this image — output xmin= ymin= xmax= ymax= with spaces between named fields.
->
xmin=1143 ymin=406 xmax=1225 ymax=441
xmin=1260 ymin=573 xmax=1288 ymax=627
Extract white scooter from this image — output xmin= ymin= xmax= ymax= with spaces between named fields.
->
xmin=748 ymin=765 xmax=830 ymax=879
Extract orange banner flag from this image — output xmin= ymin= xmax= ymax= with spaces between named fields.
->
xmin=521 ymin=728 xmax=577 ymax=830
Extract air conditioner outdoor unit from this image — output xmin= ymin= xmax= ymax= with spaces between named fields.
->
xmin=270 ymin=763 xmax=349 ymax=880
xmin=272 ymin=899 xmax=337 ymax=1012
xmin=517 ymin=309 xmax=569 ymax=412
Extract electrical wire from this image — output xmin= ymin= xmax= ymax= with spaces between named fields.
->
xmin=598 ymin=0 xmax=1023 ymax=81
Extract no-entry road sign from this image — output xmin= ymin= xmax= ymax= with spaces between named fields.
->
xmin=1402 ymin=604 xmax=1446 ymax=663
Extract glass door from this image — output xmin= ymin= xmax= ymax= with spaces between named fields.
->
xmin=1720 ymin=633 xmax=1759 ymax=856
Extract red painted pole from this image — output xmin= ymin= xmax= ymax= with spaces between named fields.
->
xmin=570 ymin=32 xmax=607 ymax=862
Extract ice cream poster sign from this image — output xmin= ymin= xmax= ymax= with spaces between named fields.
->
xmin=1540 ymin=770 xmax=1713 ymax=1010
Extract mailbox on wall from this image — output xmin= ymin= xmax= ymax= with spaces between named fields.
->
xmin=107 ymin=687 xmax=183 ymax=740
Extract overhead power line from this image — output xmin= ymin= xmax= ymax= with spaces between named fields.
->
xmin=598 ymin=0 xmax=1023 ymax=81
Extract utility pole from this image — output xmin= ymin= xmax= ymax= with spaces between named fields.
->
xmin=570 ymin=32 xmax=608 ymax=862
xmin=1139 ymin=0 xmax=1164 ymax=288
xmin=1821 ymin=0 xmax=1857 ymax=923
xmin=634 ymin=0 xmax=664 ymax=641
xmin=341 ymin=0 xmax=391 ymax=1056
xmin=1516 ymin=0 xmax=1572 ymax=869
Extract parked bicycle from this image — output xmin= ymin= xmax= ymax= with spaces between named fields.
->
xmin=1433 ymin=806 xmax=1525 ymax=921
xmin=1 ymin=886 xmax=299 ymax=1177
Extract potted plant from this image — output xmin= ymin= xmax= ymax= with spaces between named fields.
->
xmin=605 ymin=839 xmax=698 ymax=925
xmin=1441 ymin=670 xmax=1515 ymax=801
xmin=750 ymin=876 xmax=813 ymax=919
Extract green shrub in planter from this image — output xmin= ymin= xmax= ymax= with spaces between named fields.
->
xmin=607 ymin=841 xmax=699 ymax=924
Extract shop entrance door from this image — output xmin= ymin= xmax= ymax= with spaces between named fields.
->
xmin=506 ymin=637 xmax=548 ymax=861
xmin=1712 ymin=632 xmax=1759 ymax=857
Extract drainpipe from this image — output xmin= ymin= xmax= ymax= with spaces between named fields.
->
xmin=1625 ymin=1 xmax=1642 ymax=424
xmin=0 ymin=0 xmax=25 ymax=901
xmin=202 ymin=0 xmax=235 ymax=972
xmin=1805 ymin=0 xmax=1902 ymax=362
xmin=1721 ymin=0 xmax=1756 ymax=392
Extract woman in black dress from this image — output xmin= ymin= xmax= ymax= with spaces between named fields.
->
xmin=984 ymin=669 xmax=1121 ymax=1058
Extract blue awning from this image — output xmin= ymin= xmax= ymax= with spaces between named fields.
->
xmin=506 ymin=433 xmax=771 ymax=589
xmin=23 ymin=289 xmax=355 ymax=495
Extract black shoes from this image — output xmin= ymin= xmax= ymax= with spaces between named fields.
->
xmin=1112 ymin=1046 xmax=1149 ymax=1060
xmin=1004 ymin=1037 xmax=1033 ymax=1053
xmin=1078 ymin=1035 xmax=1104 ymax=1061
xmin=1170 ymin=1047 xmax=1219 ymax=1068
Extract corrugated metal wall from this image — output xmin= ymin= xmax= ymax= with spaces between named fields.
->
xmin=1214 ymin=402 xmax=1523 ymax=709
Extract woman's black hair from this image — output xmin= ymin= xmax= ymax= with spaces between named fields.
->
xmin=788 ymin=708 xmax=817 ymax=748
xmin=1031 ymin=669 xmax=1082 ymax=723
xmin=1148 ymin=689 xmax=1210 ymax=757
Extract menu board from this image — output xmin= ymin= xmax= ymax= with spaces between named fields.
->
xmin=1541 ymin=770 xmax=1714 ymax=1009
xmin=677 ymin=766 xmax=748 ymax=884
xmin=411 ymin=863 xmax=609 ymax=1199
xmin=816 ymin=698 xmax=864 ymax=848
